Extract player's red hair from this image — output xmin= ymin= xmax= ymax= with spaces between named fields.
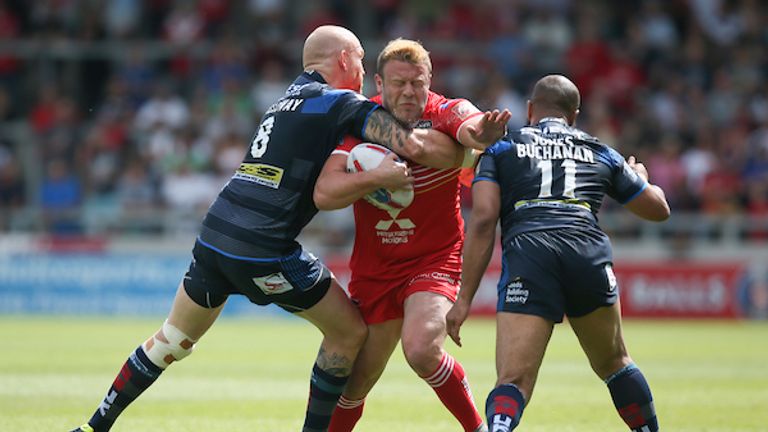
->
xmin=376 ymin=38 xmax=432 ymax=76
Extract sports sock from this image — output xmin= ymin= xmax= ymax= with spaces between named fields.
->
xmin=328 ymin=395 xmax=366 ymax=432
xmin=303 ymin=364 xmax=350 ymax=432
xmin=485 ymin=383 xmax=525 ymax=432
xmin=605 ymin=364 xmax=659 ymax=432
xmin=421 ymin=352 xmax=484 ymax=432
xmin=85 ymin=346 xmax=163 ymax=432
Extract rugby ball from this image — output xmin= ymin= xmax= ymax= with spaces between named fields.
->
xmin=346 ymin=143 xmax=414 ymax=212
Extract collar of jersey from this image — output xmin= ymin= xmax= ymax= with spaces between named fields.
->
xmin=538 ymin=117 xmax=568 ymax=125
xmin=303 ymin=70 xmax=327 ymax=84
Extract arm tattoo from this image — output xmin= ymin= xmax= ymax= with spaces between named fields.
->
xmin=363 ymin=109 xmax=411 ymax=151
xmin=316 ymin=346 xmax=354 ymax=377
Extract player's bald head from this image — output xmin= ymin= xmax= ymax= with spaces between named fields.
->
xmin=302 ymin=25 xmax=361 ymax=69
xmin=530 ymin=75 xmax=580 ymax=118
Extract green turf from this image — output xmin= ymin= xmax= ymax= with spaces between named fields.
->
xmin=1 ymin=316 xmax=766 ymax=431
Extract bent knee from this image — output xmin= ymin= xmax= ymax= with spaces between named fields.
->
xmin=403 ymin=341 xmax=443 ymax=376
xmin=349 ymin=322 xmax=369 ymax=348
xmin=142 ymin=321 xmax=197 ymax=369
xmin=592 ymin=355 xmax=633 ymax=380
xmin=327 ymin=318 xmax=368 ymax=351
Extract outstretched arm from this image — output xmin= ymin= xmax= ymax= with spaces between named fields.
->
xmin=363 ymin=106 xmax=510 ymax=169
xmin=446 ymin=180 xmax=500 ymax=347
xmin=412 ymin=107 xmax=512 ymax=169
xmin=457 ymin=109 xmax=512 ymax=150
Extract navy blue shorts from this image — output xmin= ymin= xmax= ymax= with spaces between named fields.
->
xmin=496 ymin=228 xmax=618 ymax=323
xmin=183 ymin=240 xmax=332 ymax=313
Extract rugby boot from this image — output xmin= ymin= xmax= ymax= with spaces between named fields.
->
xmin=69 ymin=424 xmax=94 ymax=432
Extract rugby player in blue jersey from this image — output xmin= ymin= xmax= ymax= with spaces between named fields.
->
xmin=70 ymin=25 xmax=473 ymax=432
xmin=446 ymin=75 xmax=670 ymax=432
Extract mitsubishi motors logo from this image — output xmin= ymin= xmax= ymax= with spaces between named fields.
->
xmin=375 ymin=210 xmax=415 ymax=229
xmin=375 ymin=210 xmax=415 ymax=244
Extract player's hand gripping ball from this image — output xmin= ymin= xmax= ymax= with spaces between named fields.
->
xmin=346 ymin=143 xmax=415 ymax=212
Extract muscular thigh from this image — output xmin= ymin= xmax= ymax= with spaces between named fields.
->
xmin=497 ymin=232 xmax=566 ymax=323
xmin=402 ymin=290 xmax=453 ymax=347
xmin=556 ymin=229 xmax=618 ymax=318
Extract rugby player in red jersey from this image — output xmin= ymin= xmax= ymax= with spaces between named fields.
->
xmin=314 ymin=39 xmax=510 ymax=432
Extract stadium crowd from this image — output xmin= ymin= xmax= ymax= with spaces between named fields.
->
xmin=0 ymin=0 xmax=766 ymax=239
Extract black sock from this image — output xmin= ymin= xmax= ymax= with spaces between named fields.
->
xmin=486 ymin=383 xmax=526 ymax=432
xmin=302 ymin=363 xmax=349 ymax=432
xmin=606 ymin=364 xmax=658 ymax=432
xmin=86 ymin=346 xmax=163 ymax=432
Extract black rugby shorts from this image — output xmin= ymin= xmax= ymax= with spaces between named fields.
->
xmin=183 ymin=240 xmax=332 ymax=312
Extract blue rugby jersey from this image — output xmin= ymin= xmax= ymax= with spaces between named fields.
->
xmin=474 ymin=117 xmax=647 ymax=239
xmin=198 ymin=71 xmax=379 ymax=258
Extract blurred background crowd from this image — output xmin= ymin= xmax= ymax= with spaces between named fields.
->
xmin=0 ymin=0 xmax=766 ymax=245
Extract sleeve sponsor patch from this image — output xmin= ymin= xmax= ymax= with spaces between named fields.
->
xmin=233 ymin=163 xmax=284 ymax=189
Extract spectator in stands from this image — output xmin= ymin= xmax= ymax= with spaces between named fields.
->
xmin=0 ymin=144 xmax=25 ymax=228
xmin=0 ymin=0 xmax=764 ymax=260
xmin=39 ymin=158 xmax=82 ymax=234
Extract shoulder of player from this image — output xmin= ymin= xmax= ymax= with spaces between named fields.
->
xmin=567 ymin=127 xmax=625 ymax=163
xmin=322 ymin=88 xmax=368 ymax=101
xmin=428 ymin=91 xmax=476 ymax=113
xmin=483 ymin=137 xmax=517 ymax=157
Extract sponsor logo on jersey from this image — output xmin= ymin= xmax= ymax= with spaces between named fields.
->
xmin=411 ymin=271 xmax=457 ymax=286
xmin=285 ymin=82 xmax=310 ymax=97
xmin=375 ymin=210 xmax=415 ymax=244
xmin=450 ymin=100 xmax=474 ymax=120
xmin=505 ymin=279 xmax=529 ymax=304
xmin=252 ymin=272 xmax=293 ymax=295
xmin=234 ymin=163 xmax=284 ymax=189
xmin=605 ymin=263 xmax=618 ymax=292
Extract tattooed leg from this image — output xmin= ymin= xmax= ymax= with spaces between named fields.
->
xmin=316 ymin=346 xmax=354 ymax=377
xmin=295 ymin=278 xmax=367 ymax=430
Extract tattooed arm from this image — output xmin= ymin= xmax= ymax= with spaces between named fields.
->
xmin=363 ymin=109 xmax=463 ymax=168
xmin=362 ymin=108 xmax=422 ymax=160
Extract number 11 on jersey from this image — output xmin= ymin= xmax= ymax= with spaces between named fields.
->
xmin=537 ymin=159 xmax=577 ymax=198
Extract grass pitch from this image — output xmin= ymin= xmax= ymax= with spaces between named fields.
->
xmin=1 ymin=316 xmax=766 ymax=431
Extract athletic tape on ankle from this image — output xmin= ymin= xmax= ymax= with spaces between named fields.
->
xmin=143 ymin=321 xmax=196 ymax=368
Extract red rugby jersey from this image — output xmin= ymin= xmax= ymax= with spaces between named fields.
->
xmin=332 ymin=91 xmax=481 ymax=280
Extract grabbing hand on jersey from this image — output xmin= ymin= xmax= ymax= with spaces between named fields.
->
xmin=371 ymin=152 xmax=414 ymax=191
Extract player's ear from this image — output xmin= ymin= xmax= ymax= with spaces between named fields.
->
xmin=526 ymin=100 xmax=533 ymax=125
xmin=569 ymin=109 xmax=579 ymax=126
xmin=338 ymin=49 xmax=349 ymax=72
xmin=374 ymin=73 xmax=383 ymax=93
